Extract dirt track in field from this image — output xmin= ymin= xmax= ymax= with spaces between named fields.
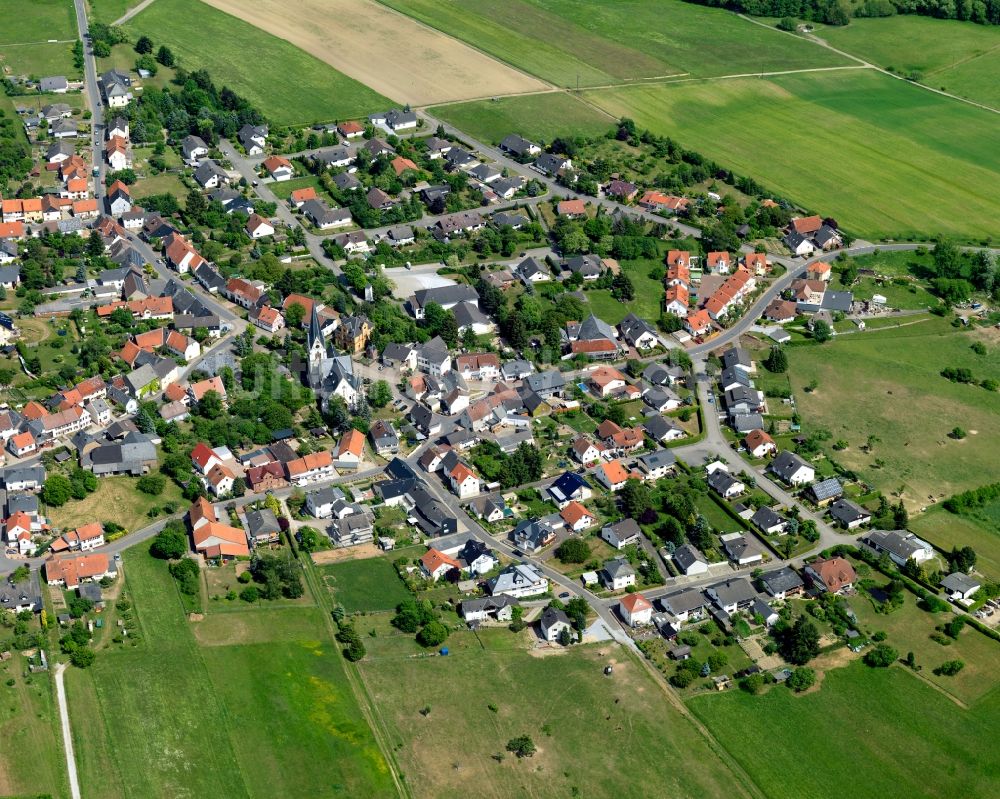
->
xmin=201 ymin=0 xmax=549 ymax=105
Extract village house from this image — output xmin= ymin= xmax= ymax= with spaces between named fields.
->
xmin=619 ymin=592 xmax=653 ymax=627
xmin=804 ymin=557 xmax=857 ymax=594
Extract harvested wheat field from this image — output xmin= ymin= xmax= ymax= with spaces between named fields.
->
xmin=202 ymin=0 xmax=548 ymax=105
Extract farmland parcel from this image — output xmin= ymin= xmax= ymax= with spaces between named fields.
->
xmin=67 ymin=549 xmax=395 ymax=798
xmin=200 ymin=0 xmax=547 ymax=106
xmin=380 ymin=0 xmax=848 ymax=86
xmin=690 ymin=663 xmax=1000 ymax=799
xmin=124 ymin=0 xmax=393 ymax=125
xmin=584 ymin=70 xmax=1000 ymax=240
xmin=821 ymin=16 xmax=1000 ymax=111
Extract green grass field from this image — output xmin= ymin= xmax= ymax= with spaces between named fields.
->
xmin=319 ymin=556 xmax=412 ymax=614
xmin=584 ymin=257 xmax=665 ymax=324
xmin=381 ymin=0 xmax=846 ymax=86
xmin=584 ymin=70 xmax=1000 ymax=240
xmin=0 ymin=41 xmax=81 ymax=79
xmin=851 ymin=582 xmax=999 ymax=705
xmin=359 ymin=633 xmax=749 ymax=798
xmin=821 ymin=16 xmax=1000 ymax=110
xmin=46 ymin=475 xmax=185 ymax=534
xmin=68 ymin=547 xmax=395 ymax=798
xmin=0 ymin=662 xmax=66 ymax=797
xmin=89 ymin=0 xmax=139 ymax=24
xmin=431 ymin=92 xmax=612 ymax=145
xmin=786 ymin=316 xmax=1000 ymax=509
xmin=911 ymin=504 xmax=1000 ymax=580
xmin=690 ymin=662 xmax=1000 ymax=799
xmin=0 ymin=0 xmax=76 ymax=44
xmin=123 ymin=0 xmax=392 ymax=125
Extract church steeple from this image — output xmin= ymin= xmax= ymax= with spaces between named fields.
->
xmin=308 ymin=305 xmax=326 ymax=366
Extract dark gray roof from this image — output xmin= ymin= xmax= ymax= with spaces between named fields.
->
xmin=245 ymin=508 xmax=280 ymax=537
xmin=659 ymin=587 xmax=707 ymax=616
xmin=525 ymin=370 xmax=565 ymax=394
xmin=770 ymin=450 xmax=813 ymax=482
xmin=540 ymin=606 xmax=572 ymax=632
xmin=829 ymin=498 xmax=869 ymax=525
xmin=412 ymin=284 xmax=479 ymax=309
xmin=821 ymin=291 xmax=854 ymax=312
xmin=707 ymin=577 xmax=757 ymax=607
xmin=638 ymin=448 xmax=676 ymax=471
xmin=672 ymin=544 xmax=707 ymax=572
xmin=759 ymin=566 xmax=804 ymax=596
xmin=751 ymin=505 xmax=786 ymax=530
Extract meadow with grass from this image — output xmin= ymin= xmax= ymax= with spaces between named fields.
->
xmin=382 ymin=0 xmax=846 ymax=86
xmin=319 ymin=556 xmax=412 ymax=614
xmin=431 ymin=93 xmax=612 ymax=146
xmin=122 ymin=0 xmax=391 ymax=125
xmin=912 ymin=503 xmax=1000 ymax=580
xmin=0 ymin=0 xmax=79 ymax=78
xmin=359 ymin=632 xmax=750 ymax=799
xmin=820 ymin=16 xmax=1000 ymax=110
xmin=584 ymin=70 xmax=1000 ymax=240
xmin=68 ymin=547 xmax=394 ymax=798
xmin=785 ymin=315 xmax=1000 ymax=508
xmin=690 ymin=662 xmax=1000 ymax=799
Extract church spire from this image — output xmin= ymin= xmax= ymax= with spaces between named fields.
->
xmin=308 ymin=305 xmax=326 ymax=363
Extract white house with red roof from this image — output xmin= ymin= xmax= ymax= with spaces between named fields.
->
xmin=448 ymin=460 xmax=480 ymax=499
xmin=619 ymin=592 xmax=653 ymax=627
xmin=420 ymin=548 xmax=462 ymax=582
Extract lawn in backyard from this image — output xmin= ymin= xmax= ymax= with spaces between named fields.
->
xmin=851 ymin=579 xmax=999 ymax=705
xmin=820 ymin=16 xmax=1000 ymax=110
xmin=67 ymin=547 xmax=394 ymax=798
xmin=382 ymin=0 xmax=845 ymax=86
xmin=432 ymin=92 xmax=612 ymax=146
xmin=267 ymin=174 xmax=326 ymax=201
xmin=45 ymin=474 xmax=185 ymax=534
xmin=318 ymin=555 xmax=412 ymax=614
xmin=583 ymin=256 xmax=665 ymax=324
xmin=123 ymin=0 xmax=392 ymax=125
xmin=584 ymin=70 xmax=1000 ymax=240
xmin=689 ymin=661 xmax=1000 ymax=799
xmin=785 ymin=312 xmax=1000 ymax=509
xmin=359 ymin=633 xmax=748 ymax=799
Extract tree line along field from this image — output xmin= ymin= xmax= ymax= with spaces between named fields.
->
xmin=783 ymin=315 xmax=1000 ymax=510
xmin=689 ymin=662 xmax=1000 ymax=799
xmin=820 ymin=16 xmax=1000 ymax=110
xmin=122 ymin=0 xmax=393 ymax=126
xmin=378 ymin=0 xmax=848 ymax=87
xmin=65 ymin=547 xmax=396 ymax=799
xmin=582 ymin=69 xmax=1000 ymax=240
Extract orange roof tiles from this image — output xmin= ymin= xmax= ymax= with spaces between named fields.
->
xmin=286 ymin=450 xmax=332 ymax=477
xmin=337 ymin=429 xmax=365 ymax=458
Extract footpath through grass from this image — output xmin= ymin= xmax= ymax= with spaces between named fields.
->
xmin=690 ymin=661 xmax=1000 ymax=799
xmin=821 ymin=16 xmax=1000 ymax=110
xmin=68 ymin=546 xmax=395 ymax=798
xmin=584 ymin=69 xmax=1000 ymax=241
xmin=124 ymin=0 xmax=392 ymax=125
